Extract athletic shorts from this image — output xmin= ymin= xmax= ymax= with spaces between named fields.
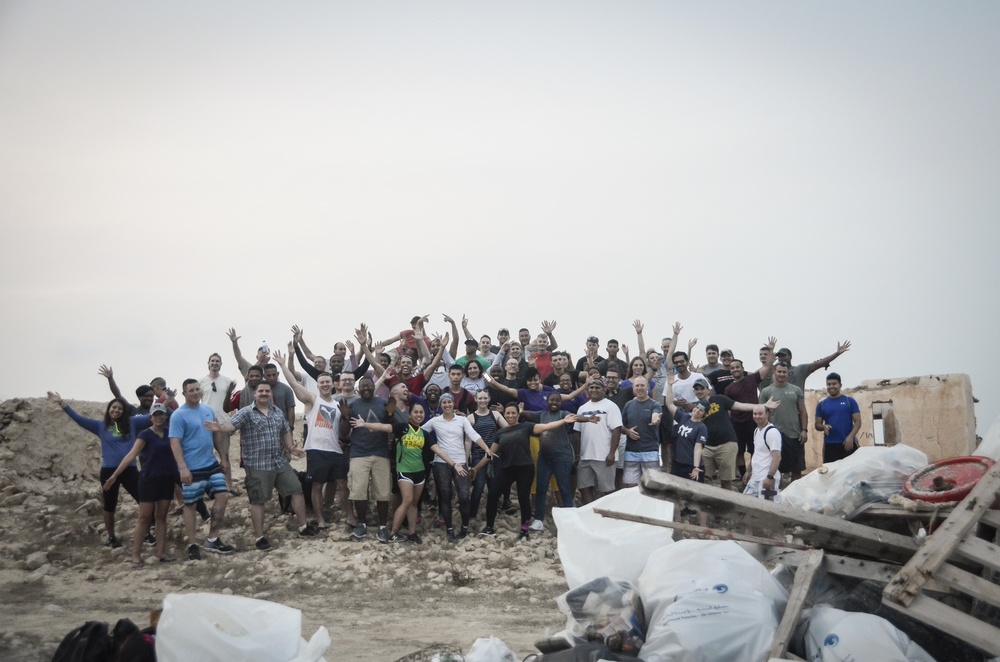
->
xmin=182 ymin=464 xmax=228 ymax=504
xmin=778 ymin=434 xmax=805 ymax=474
xmin=245 ymin=464 xmax=302 ymax=505
xmin=702 ymin=442 xmax=738 ymax=482
xmin=99 ymin=466 xmax=139 ymax=513
xmin=744 ymin=478 xmax=781 ymax=502
xmin=576 ymin=459 xmax=616 ymax=493
xmin=348 ymin=455 xmax=392 ymax=502
xmin=397 ymin=470 xmax=426 ymax=486
xmin=138 ymin=475 xmax=177 ymax=503
xmin=306 ymin=449 xmax=348 ymax=484
xmin=823 ymin=442 xmax=856 ymax=464
xmin=623 ymin=460 xmax=661 ymax=486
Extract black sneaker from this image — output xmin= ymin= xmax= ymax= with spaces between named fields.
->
xmin=350 ymin=523 xmax=368 ymax=540
xmin=298 ymin=524 xmax=320 ymax=537
xmin=203 ymin=537 xmax=235 ymax=555
xmin=388 ymin=533 xmax=406 ymax=543
xmin=478 ymin=527 xmax=497 ymax=537
xmin=503 ymin=504 xmax=518 ymax=516
xmin=106 ymin=536 xmax=122 ymax=549
xmin=376 ymin=526 xmax=390 ymax=543
xmin=187 ymin=544 xmax=201 ymax=561
xmin=405 ymin=533 xmax=422 ymax=544
xmin=143 ymin=533 xmax=156 ymax=546
xmin=458 ymin=526 xmax=468 ymax=539
xmin=446 ymin=528 xmax=457 ymax=543
xmin=519 ymin=529 xmax=529 ymax=541
xmin=255 ymin=536 xmax=272 ymax=551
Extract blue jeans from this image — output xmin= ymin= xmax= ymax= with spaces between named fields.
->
xmin=534 ymin=453 xmax=573 ymax=522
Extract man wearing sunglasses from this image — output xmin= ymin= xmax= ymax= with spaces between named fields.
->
xmin=200 ymin=353 xmax=236 ymax=492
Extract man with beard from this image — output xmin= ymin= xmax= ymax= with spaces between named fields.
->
xmin=814 ymin=373 xmax=861 ymax=464
xmin=760 ymin=362 xmax=808 ymax=483
xmin=274 ymin=351 xmax=350 ymax=531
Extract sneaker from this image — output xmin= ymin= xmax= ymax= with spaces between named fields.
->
xmin=478 ymin=527 xmax=497 ymax=537
xmin=376 ymin=526 xmax=390 ymax=543
xmin=203 ymin=537 xmax=235 ymax=555
xmin=255 ymin=536 xmax=272 ymax=551
xmin=298 ymin=524 xmax=320 ymax=537
xmin=519 ymin=530 xmax=530 ymax=541
xmin=458 ymin=526 xmax=468 ymax=539
xmin=529 ymin=519 xmax=544 ymax=531
xmin=405 ymin=533 xmax=422 ymax=544
xmin=105 ymin=536 xmax=122 ymax=549
xmin=186 ymin=544 xmax=201 ymax=561
xmin=350 ymin=523 xmax=368 ymax=540
xmin=503 ymin=504 xmax=518 ymax=516
xmin=143 ymin=533 xmax=156 ymax=546
xmin=446 ymin=528 xmax=457 ymax=543
xmin=388 ymin=533 xmax=406 ymax=543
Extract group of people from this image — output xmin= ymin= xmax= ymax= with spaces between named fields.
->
xmin=51 ymin=314 xmax=860 ymax=562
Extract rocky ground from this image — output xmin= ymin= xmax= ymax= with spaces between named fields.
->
xmin=0 ymin=398 xmax=570 ymax=661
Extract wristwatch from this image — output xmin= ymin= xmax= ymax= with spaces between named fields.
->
xmin=766 ymin=474 xmax=774 ymax=480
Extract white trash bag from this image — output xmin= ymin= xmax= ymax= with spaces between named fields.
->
xmin=465 ymin=635 xmax=517 ymax=662
xmin=156 ymin=592 xmax=330 ymax=662
xmin=637 ymin=540 xmax=787 ymax=662
xmin=553 ymin=487 xmax=674 ymax=590
xmin=781 ymin=444 xmax=928 ymax=518
xmin=794 ymin=604 xmax=935 ymax=662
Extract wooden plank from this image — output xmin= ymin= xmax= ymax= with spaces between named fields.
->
xmin=935 ymin=563 xmax=1000 ymax=609
xmin=768 ymin=549 xmax=824 ymax=660
xmin=884 ymin=460 xmax=1000 ymax=606
xmin=765 ymin=548 xmax=951 ymax=594
xmin=592 ymin=508 xmax=811 ymax=550
xmin=955 ymin=535 xmax=1000 ymax=572
xmin=980 ymin=509 xmax=1000 ymax=529
xmin=640 ymin=470 xmax=918 ymax=563
xmin=881 ymin=593 xmax=1000 ymax=657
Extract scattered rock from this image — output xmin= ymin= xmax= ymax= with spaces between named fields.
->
xmin=25 ymin=550 xmax=49 ymax=570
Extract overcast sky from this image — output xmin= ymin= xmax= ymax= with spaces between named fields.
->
xmin=1 ymin=2 xmax=998 ymax=435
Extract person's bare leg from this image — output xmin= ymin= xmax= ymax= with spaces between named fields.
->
xmin=376 ymin=500 xmax=389 ymax=527
xmin=103 ymin=510 xmax=116 ymax=542
xmin=312 ymin=483 xmax=327 ymax=527
xmin=342 ymin=482 xmax=357 ymax=526
xmin=133 ymin=503 xmax=153 ymax=564
xmin=207 ymin=493 xmax=229 ymax=539
xmin=153 ymin=500 xmax=169 ymax=559
xmin=182 ymin=504 xmax=197 ymax=545
xmin=290 ymin=493 xmax=308 ymax=528
xmin=249 ymin=503 xmax=265 ymax=539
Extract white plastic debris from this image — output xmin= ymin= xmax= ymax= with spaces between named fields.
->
xmin=637 ymin=540 xmax=788 ymax=662
xmin=553 ymin=487 xmax=674 ymax=590
xmin=781 ymin=444 xmax=928 ymax=518
xmin=156 ymin=592 xmax=329 ymax=662
xmin=465 ymin=635 xmax=517 ymax=661
xmin=794 ymin=604 xmax=935 ymax=662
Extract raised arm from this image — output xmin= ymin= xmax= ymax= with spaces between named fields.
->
xmin=461 ymin=314 xmax=475 ymax=342
xmin=805 ymin=340 xmax=851 ymax=376
xmin=414 ymin=323 xmax=433 ymax=364
xmin=758 ymin=336 xmax=777 ymax=379
xmin=443 ymin=314 xmax=460 ymax=357
xmin=48 ymin=391 xmax=102 ymax=435
xmin=559 ymin=379 xmax=588 ymax=402
xmin=97 ymin=365 xmax=125 ymax=402
xmin=355 ymin=324 xmax=385 ymax=377
xmin=227 ymin=327 xmax=252 ymax=376
xmin=421 ymin=333 xmax=449 ymax=380
xmin=666 ymin=322 xmax=681 ymax=362
xmin=663 ymin=375 xmax=678 ymax=418
xmin=273 ymin=350 xmax=315 ymax=407
xmin=293 ymin=325 xmax=320 ymax=363
xmin=541 ymin=320 xmax=558 ymax=352
xmin=633 ymin=320 xmax=647 ymax=357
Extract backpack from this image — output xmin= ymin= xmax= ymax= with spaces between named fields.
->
xmin=51 ymin=621 xmax=113 ymax=662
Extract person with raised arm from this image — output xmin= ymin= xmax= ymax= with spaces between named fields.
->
xmin=102 ymin=403 xmax=177 ymax=566
xmin=48 ymin=390 xmax=152 ymax=549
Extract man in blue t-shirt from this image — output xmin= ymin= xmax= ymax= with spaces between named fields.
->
xmin=169 ymin=379 xmax=233 ymax=560
xmin=814 ymin=372 xmax=861 ymax=464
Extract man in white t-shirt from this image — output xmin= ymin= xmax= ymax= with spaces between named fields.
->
xmin=743 ymin=405 xmax=782 ymax=501
xmin=574 ymin=379 xmax=622 ymax=504
xmin=199 ymin=352 xmax=236 ymax=490
xmin=670 ymin=351 xmax=711 ymax=410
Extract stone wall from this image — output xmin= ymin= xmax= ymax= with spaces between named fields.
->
xmin=802 ymin=374 xmax=977 ymax=470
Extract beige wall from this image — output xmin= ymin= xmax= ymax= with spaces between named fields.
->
xmin=803 ymin=374 xmax=976 ymax=470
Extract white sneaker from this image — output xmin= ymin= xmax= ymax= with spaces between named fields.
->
xmin=529 ymin=519 xmax=544 ymax=531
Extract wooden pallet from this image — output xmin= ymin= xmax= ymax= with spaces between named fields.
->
xmin=881 ymin=460 xmax=1000 ymax=657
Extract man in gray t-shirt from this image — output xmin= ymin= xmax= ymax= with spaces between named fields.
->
xmin=759 ymin=341 xmax=851 ymax=391
xmin=760 ymin=362 xmax=808 ymax=482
